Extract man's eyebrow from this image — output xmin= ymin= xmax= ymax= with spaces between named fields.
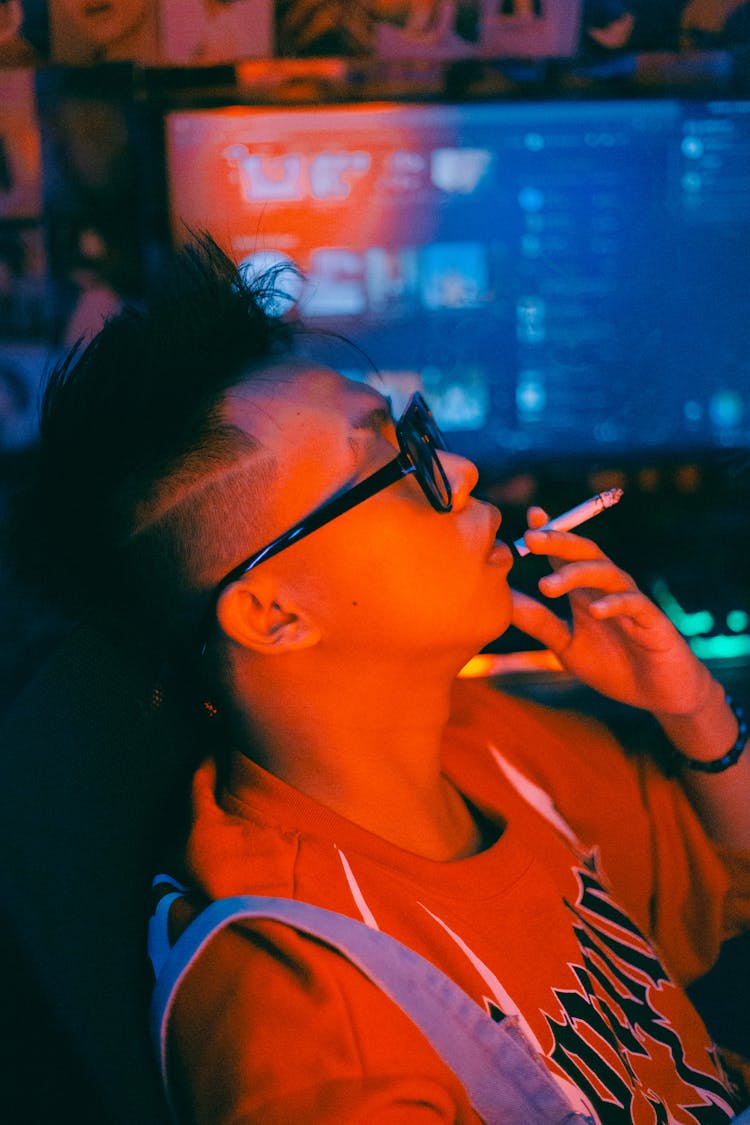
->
xmin=351 ymin=402 xmax=395 ymax=434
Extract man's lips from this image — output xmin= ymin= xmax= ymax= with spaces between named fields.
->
xmin=484 ymin=509 xmax=513 ymax=570
xmin=487 ymin=538 xmax=514 ymax=570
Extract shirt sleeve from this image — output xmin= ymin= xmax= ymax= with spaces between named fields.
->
xmin=166 ymin=917 xmax=484 ymax=1125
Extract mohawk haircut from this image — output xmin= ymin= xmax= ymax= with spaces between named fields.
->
xmin=9 ymin=233 xmax=301 ymax=646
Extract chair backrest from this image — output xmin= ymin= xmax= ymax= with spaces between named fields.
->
xmin=0 ymin=617 xmax=200 ymax=1123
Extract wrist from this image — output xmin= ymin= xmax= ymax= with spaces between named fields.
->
xmin=663 ymin=688 xmax=747 ymax=774
xmin=656 ymin=677 xmax=741 ymax=764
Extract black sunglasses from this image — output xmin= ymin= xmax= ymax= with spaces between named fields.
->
xmin=201 ymin=392 xmax=452 ymax=650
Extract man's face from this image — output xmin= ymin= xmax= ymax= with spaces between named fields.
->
xmin=221 ymin=365 xmax=514 ymax=665
xmin=55 ymin=0 xmax=151 ymax=46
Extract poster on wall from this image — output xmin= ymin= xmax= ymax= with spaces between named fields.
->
xmin=0 ymin=69 xmax=41 ymax=220
xmin=48 ymin=0 xmax=160 ymax=63
xmin=372 ymin=1 xmax=582 ymax=61
xmin=0 ymin=0 xmax=48 ymax=66
xmin=48 ymin=0 xmax=274 ymax=64
xmin=0 ymin=68 xmax=49 ymax=463
xmin=274 ymin=0 xmax=582 ymax=60
xmin=36 ymin=66 xmax=145 ymax=345
xmin=160 ymin=0 xmax=273 ymax=64
xmin=0 ymin=69 xmax=49 ymax=344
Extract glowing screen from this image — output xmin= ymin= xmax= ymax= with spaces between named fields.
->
xmin=165 ymin=98 xmax=750 ymax=468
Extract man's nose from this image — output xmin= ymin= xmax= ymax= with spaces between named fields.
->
xmin=438 ymin=450 xmax=479 ymax=511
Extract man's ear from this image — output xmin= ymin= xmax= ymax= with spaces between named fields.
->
xmin=215 ymin=573 xmax=321 ymax=655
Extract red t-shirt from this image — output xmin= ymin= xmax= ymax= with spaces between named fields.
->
xmin=162 ymin=681 xmax=750 ymax=1124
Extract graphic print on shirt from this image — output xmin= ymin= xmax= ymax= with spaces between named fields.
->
xmin=541 ymin=856 xmax=735 ymax=1125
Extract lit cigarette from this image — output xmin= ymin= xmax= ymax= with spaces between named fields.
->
xmin=513 ymin=488 xmax=624 ymax=557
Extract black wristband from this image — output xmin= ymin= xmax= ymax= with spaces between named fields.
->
xmin=672 ymin=693 xmax=748 ymax=774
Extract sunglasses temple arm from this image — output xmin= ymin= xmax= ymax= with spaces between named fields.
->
xmin=199 ymin=456 xmax=415 ymax=655
xmin=238 ymin=456 xmax=414 ymax=577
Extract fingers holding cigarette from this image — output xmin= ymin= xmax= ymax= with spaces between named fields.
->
xmin=523 ymin=529 xmax=608 ymax=565
xmin=513 ymin=489 xmax=623 ymax=557
xmin=538 ymin=560 xmax=637 ymax=599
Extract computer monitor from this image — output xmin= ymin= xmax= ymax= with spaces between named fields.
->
xmin=164 ymin=94 xmax=750 ymax=476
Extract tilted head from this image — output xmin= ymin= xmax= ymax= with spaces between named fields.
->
xmin=12 ymin=232 xmax=514 ymax=686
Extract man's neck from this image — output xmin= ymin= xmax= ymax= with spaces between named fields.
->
xmin=228 ymin=656 xmax=489 ymax=861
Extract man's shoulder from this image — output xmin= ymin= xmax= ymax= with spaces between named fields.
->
xmin=179 ymin=754 xmax=370 ymax=909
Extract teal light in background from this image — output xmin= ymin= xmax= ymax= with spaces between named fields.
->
xmin=727 ymin=609 xmax=750 ymax=634
xmin=689 ymin=635 xmax=750 ymax=660
xmin=650 ymin=579 xmax=714 ymax=637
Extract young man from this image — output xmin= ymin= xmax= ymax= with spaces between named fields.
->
xmin=16 ymin=235 xmax=750 ymax=1123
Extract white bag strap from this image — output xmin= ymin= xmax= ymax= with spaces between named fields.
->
xmin=150 ymin=892 xmax=591 ymax=1125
